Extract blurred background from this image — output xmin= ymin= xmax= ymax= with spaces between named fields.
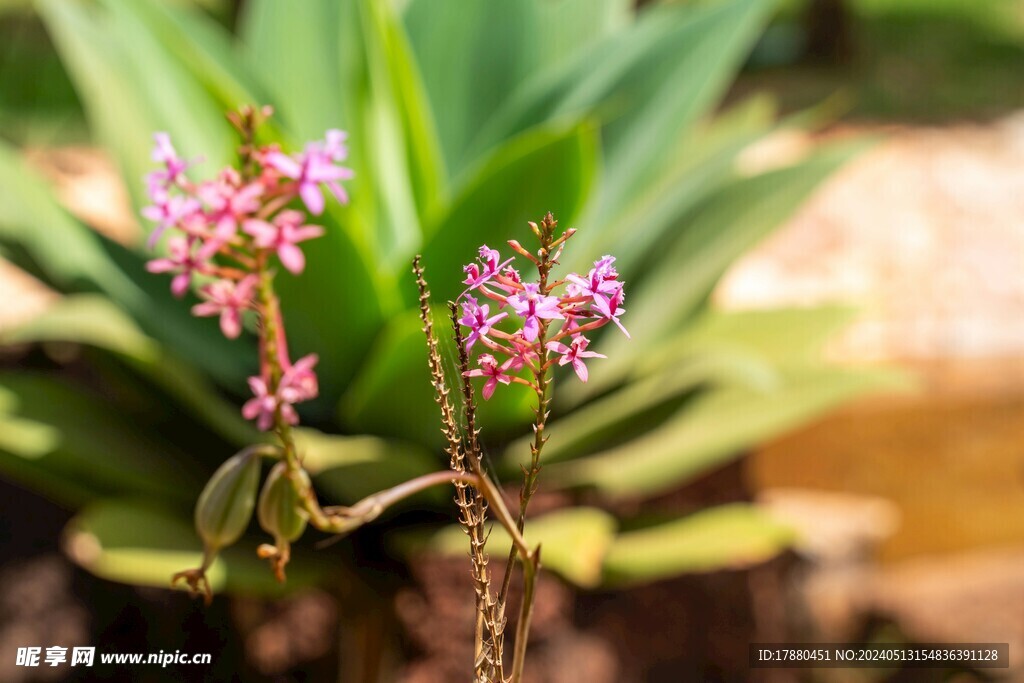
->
xmin=0 ymin=0 xmax=1021 ymax=681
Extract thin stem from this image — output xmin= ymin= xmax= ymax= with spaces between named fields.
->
xmin=414 ymin=257 xmax=516 ymax=681
xmin=509 ymin=549 xmax=541 ymax=683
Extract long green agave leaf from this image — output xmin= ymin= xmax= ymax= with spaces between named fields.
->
xmin=0 ymin=373 xmax=202 ymax=505
xmin=602 ymin=504 xmax=794 ymax=586
xmin=597 ymin=140 xmax=867 ymax=384
xmin=412 ymin=507 xmax=618 ymax=588
xmin=36 ymin=0 xmax=234 ymax=213
xmin=64 ymin=501 xmax=326 ymax=594
xmin=550 ymin=366 xmax=905 ymax=497
xmin=412 ymin=121 xmax=599 ymax=306
xmin=403 ymin=0 xmax=630 ymax=173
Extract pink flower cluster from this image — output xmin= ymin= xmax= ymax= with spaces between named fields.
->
xmin=143 ymin=131 xmax=353 ymax=430
xmin=459 ymin=245 xmax=629 ymax=398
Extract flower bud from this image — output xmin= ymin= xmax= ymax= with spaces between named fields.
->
xmin=258 ymin=462 xmax=309 ymax=543
xmin=194 ymin=448 xmax=261 ymax=552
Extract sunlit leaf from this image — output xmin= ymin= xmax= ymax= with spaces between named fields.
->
xmin=64 ymin=501 xmax=325 ymax=594
xmin=602 ymin=504 xmax=794 ymax=585
xmin=418 ymin=507 xmax=618 ymax=588
xmin=551 ymin=366 xmax=905 ymax=497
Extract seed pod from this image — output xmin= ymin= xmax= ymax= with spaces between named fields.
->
xmin=258 ymin=462 xmax=309 ymax=543
xmin=194 ymin=448 xmax=261 ymax=552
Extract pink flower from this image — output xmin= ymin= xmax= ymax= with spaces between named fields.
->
xmin=191 ymin=275 xmax=258 ymax=338
xmin=462 ymin=245 xmax=514 ymax=295
xmin=196 ymin=170 xmax=264 ymax=258
xmin=243 ymin=210 xmax=325 ymax=274
xmin=565 ymin=255 xmax=621 ymax=299
xmin=279 ymin=353 xmax=319 ymax=403
xmin=263 ymin=130 xmax=354 ymax=215
xmin=141 ymin=194 xmax=201 ymax=248
xmin=242 ymin=376 xmax=297 ymax=431
xmin=592 ymin=281 xmax=630 ymax=338
xmin=146 ymin=236 xmax=207 ymax=297
xmin=507 ymin=282 xmax=564 ymax=342
xmin=463 ymin=354 xmax=512 ymax=400
xmin=459 ymin=296 xmax=507 ymax=350
xmin=546 ymin=335 xmax=606 ymax=382
xmin=147 ymin=132 xmax=191 ymax=189
xmin=506 ymin=333 xmax=539 ymax=372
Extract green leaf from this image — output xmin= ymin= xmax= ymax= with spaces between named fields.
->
xmin=551 ymin=366 xmax=905 ymax=497
xmin=338 ymin=310 xmax=438 ymax=445
xmin=412 ymin=121 xmax=599 ymax=306
xmin=580 ymin=94 xmax=778 ymax=273
xmin=292 ymin=427 xmax=440 ymax=504
xmin=595 ymin=0 xmax=777 ymax=218
xmin=240 ymin=0 xmax=347 ymax=141
xmin=36 ymin=0 xmax=234 ymax=214
xmin=2 ymin=294 xmax=258 ymax=445
xmin=511 ymin=348 xmax=780 ymax=468
xmin=2 ymin=294 xmax=157 ymax=359
xmin=0 ymin=373 xmax=202 ymax=505
xmin=646 ymin=306 xmax=861 ymax=372
xmin=403 ymin=0 xmax=630 ymax=172
xmin=63 ymin=501 xmax=325 ymax=594
xmin=0 ymin=414 xmax=61 ymax=460
xmin=103 ymin=0 xmax=266 ymax=111
xmin=0 ymin=140 xmax=141 ymax=302
xmin=473 ymin=0 xmax=771 ymax=174
xmin=572 ymin=304 xmax=858 ymax=405
xmin=602 ymin=504 xmax=795 ymax=586
xmin=419 ymin=507 xmax=618 ymax=588
xmin=339 ymin=308 xmax=536 ymax=447
xmin=358 ymin=0 xmax=445 ymax=251
xmin=270 ymin=211 xmax=386 ymax=410
xmin=607 ymin=142 xmax=866 ymax=366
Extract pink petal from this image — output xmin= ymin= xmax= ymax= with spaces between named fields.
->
xmin=482 ymin=378 xmax=497 ymax=400
xmin=279 ymin=403 xmax=299 ymax=426
xmin=243 ymin=219 xmax=277 ymax=246
xmin=292 ymin=225 xmax=325 ymax=242
xmin=146 ymin=258 xmax=176 ymax=274
xmin=171 ymin=273 xmax=191 ymax=298
xmin=300 ymin=182 xmax=325 ymax=216
xmin=277 ymin=243 xmax=306 ymax=274
xmin=326 ymin=180 xmax=349 ymax=205
xmin=191 ymin=301 xmax=221 ymax=317
xmin=572 ymin=359 xmax=589 ymax=383
xmin=220 ymin=310 xmax=242 ymax=339
xmin=241 ymin=398 xmax=261 ymax=420
xmin=265 ymin=151 xmax=301 ymax=178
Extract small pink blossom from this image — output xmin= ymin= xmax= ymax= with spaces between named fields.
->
xmin=507 ymin=282 xmax=564 ymax=342
xmin=463 ymin=354 xmax=512 ymax=400
xmin=243 ymin=210 xmax=325 ymax=274
xmin=546 ymin=336 xmax=606 ymax=383
xmin=462 ymin=245 xmax=514 ymax=295
xmin=565 ymin=255 xmax=620 ymax=299
xmin=264 ymin=130 xmax=353 ymax=215
xmin=196 ymin=171 xmax=264 ymax=258
xmin=191 ymin=275 xmax=258 ymax=339
xmin=459 ymin=296 xmax=507 ymax=350
xmin=147 ymin=132 xmax=191 ymax=189
xmin=141 ymin=194 xmax=200 ymax=248
xmin=145 ymin=236 xmax=207 ymax=297
xmin=242 ymin=376 xmax=297 ymax=431
xmin=279 ymin=353 xmax=319 ymax=403
xmin=592 ymin=282 xmax=630 ymax=338
xmin=506 ymin=333 xmax=538 ymax=372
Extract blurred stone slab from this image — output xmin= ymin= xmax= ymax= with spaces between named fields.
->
xmin=719 ymin=112 xmax=1024 ymax=362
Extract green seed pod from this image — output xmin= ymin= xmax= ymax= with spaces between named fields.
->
xmin=258 ymin=462 xmax=309 ymax=543
xmin=194 ymin=448 xmax=261 ymax=552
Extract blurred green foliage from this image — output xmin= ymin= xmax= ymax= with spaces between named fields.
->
xmin=0 ymin=0 xmax=899 ymax=592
